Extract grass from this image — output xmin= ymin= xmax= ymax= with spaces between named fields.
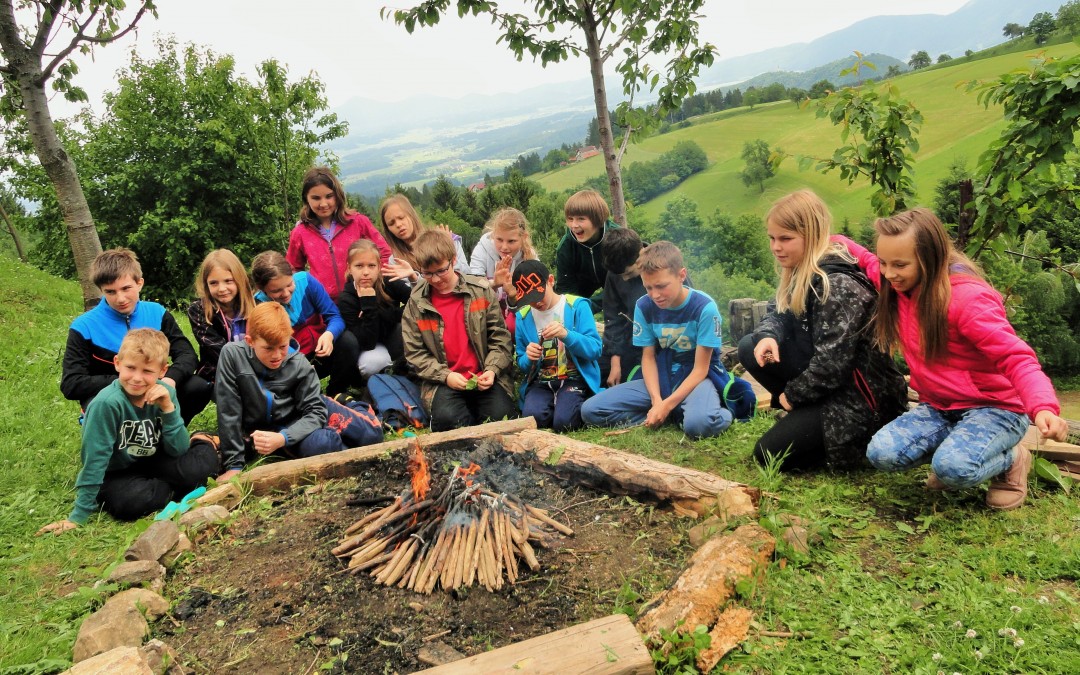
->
xmin=1 ymin=256 xmax=1077 ymax=673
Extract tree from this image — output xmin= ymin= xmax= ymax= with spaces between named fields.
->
xmin=1058 ymin=1 xmax=1080 ymax=35
xmin=937 ymin=53 xmax=953 ymax=64
xmin=886 ymin=64 xmax=903 ymax=78
xmin=0 ymin=0 xmax=156 ymax=307
xmin=385 ymin=1 xmax=716 ymax=227
xmin=1029 ymin=12 xmax=1056 ymax=45
xmin=740 ymin=139 xmax=776 ymax=193
xmin=1002 ymin=22 xmax=1025 ymax=39
xmin=808 ymin=79 xmax=835 ymax=99
xmin=908 ymin=50 xmax=931 ymax=70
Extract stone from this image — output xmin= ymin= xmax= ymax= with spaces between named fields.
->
xmin=780 ymin=526 xmax=811 ymax=555
xmin=140 ymin=639 xmax=184 ymax=675
xmin=62 ymin=646 xmax=152 ymax=674
xmin=72 ymin=603 xmax=149 ymax=663
xmin=775 ymin=514 xmax=810 ymax=529
xmin=125 ymin=521 xmax=180 ymax=562
xmin=418 ymin=641 xmax=465 ymax=667
xmin=408 ymin=602 xmax=424 ymax=613
xmin=179 ymin=505 xmax=230 ymax=531
xmin=104 ymin=588 xmax=169 ymax=622
xmin=108 ymin=560 xmax=166 ymax=587
xmin=160 ymin=533 xmax=193 ymax=568
xmin=688 ymin=516 xmax=726 ymax=547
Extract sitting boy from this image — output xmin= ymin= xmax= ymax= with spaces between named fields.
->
xmin=402 ymin=230 xmax=517 ymax=432
xmin=215 ymin=303 xmax=382 ymax=482
xmin=38 ymin=329 xmax=219 ymax=534
xmin=600 ymin=227 xmax=647 ymax=386
xmin=581 ymin=241 xmax=734 ymax=439
xmin=554 ymin=189 xmax=619 ymax=312
xmin=513 ymin=260 xmax=602 ymax=431
xmin=61 ymin=248 xmax=205 ymax=425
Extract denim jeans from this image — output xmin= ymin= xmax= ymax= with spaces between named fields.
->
xmin=580 ymin=378 xmax=733 ymax=439
xmin=866 ymin=404 xmax=1029 ymax=489
xmin=522 ymin=379 xmax=588 ymax=432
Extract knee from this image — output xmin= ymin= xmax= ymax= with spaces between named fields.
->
xmin=297 ymin=428 xmax=345 ymax=457
xmin=580 ymin=397 xmax=603 ymax=425
xmin=552 ymin=406 xmax=583 ymax=433
xmin=865 ymin=430 xmax=908 ymax=471
xmin=683 ymin=407 xmax=733 ymax=439
xmin=430 ymin=409 xmax=465 ymax=432
xmin=930 ymin=451 xmax=982 ymax=489
xmin=358 ymin=351 xmax=392 ymax=378
xmin=105 ymin=482 xmax=171 ymax=521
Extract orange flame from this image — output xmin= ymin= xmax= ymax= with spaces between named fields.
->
xmin=408 ymin=442 xmax=430 ymax=501
xmin=460 ymin=462 xmax=482 ymax=488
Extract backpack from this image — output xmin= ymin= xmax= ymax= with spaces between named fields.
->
xmin=367 ymin=374 xmax=428 ymax=431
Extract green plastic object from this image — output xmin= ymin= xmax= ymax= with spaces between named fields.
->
xmin=153 ymin=485 xmax=207 ymax=521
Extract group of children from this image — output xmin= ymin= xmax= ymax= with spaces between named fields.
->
xmin=38 ymin=168 xmax=1073 ymax=533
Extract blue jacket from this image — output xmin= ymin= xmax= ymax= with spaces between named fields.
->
xmin=255 ymin=271 xmax=344 ymax=339
xmin=515 ymin=294 xmax=602 ymax=400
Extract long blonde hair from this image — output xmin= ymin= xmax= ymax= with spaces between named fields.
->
xmin=769 ymin=190 xmax=851 ymax=315
xmin=194 ymin=249 xmax=255 ymax=323
xmin=485 ymin=207 xmax=537 ymax=261
xmin=346 ymin=239 xmax=391 ymax=305
xmin=379 ymin=193 xmax=425 ymax=270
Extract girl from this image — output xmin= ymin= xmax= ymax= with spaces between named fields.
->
xmin=286 ymin=167 xmax=391 ymax=301
xmin=739 ymin=190 xmax=907 ymax=471
xmin=379 ymin=193 xmax=469 ymax=285
xmin=251 ymin=250 xmax=359 ymax=397
xmin=840 ymin=208 xmax=1068 ymax=509
xmin=187 ymin=249 xmax=256 ymax=387
xmin=336 ymin=239 xmax=412 ymax=380
xmin=469 ymin=207 xmax=538 ymax=330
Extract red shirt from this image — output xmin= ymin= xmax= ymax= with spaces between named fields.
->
xmin=431 ymin=291 xmax=481 ymax=377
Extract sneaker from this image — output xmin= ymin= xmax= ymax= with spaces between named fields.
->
xmin=985 ymin=445 xmax=1032 ymax=511
xmin=925 ymin=472 xmax=950 ymax=491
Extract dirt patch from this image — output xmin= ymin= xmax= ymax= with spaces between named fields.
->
xmin=159 ymin=441 xmax=691 ymax=674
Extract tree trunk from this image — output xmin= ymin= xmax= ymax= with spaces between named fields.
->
xmin=0 ymin=201 xmax=27 ymax=262
xmin=581 ymin=15 xmax=626 ymax=225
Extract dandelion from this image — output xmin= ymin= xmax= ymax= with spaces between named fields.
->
xmin=932 ymin=653 xmax=942 ymax=662
xmin=1010 ymin=605 xmax=1022 ymax=613
xmin=953 ymin=620 xmax=964 ymax=629
xmin=975 ymin=650 xmax=984 ymax=660
xmin=965 ymin=629 xmax=977 ymax=639
xmin=1014 ymin=638 xmax=1025 ymax=648
xmin=1038 ymin=595 xmax=1050 ymax=605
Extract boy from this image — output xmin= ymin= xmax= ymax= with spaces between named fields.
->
xmin=402 ymin=230 xmax=517 ymax=432
xmin=214 ymin=303 xmax=381 ymax=482
xmin=514 ymin=260 xmax=602 ymax=431
xmin=600 ymin=227 xmax=647 ymax=387
xmin=581 ymin=241 xmax=734 ymax=439
xmin=554 ymin=189 xmax=619 ymax=311
xmin=61 ymin=248 xmax=206 ymax=425
xmin=38 ymin=329 xmax=219 ymax=534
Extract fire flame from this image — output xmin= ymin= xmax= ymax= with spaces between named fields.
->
xmin=460 ymin=462 xmax=481 ymax=486
xmin=408 ymin=441 xmax=430 ymax=501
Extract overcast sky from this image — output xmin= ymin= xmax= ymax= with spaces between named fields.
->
xmin=49 ymin=0 xmax=970 ymax=117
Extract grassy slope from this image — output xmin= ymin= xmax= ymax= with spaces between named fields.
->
xmin=539 ymin=42 xmax=1080 ymax=226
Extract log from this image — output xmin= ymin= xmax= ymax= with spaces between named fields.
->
xmin=414 ymin=614 xmax=653 ymax=675
xmin=124 ymin=520 xmax=180 ymax=562
xmin=696 ymin=607 xmax=755 ymax=673
xmin=196 ymin=482 xmax=243 ymax=510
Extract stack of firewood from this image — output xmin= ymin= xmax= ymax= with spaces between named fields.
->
xmin=331 ymin=447 xmax=573 ymax=593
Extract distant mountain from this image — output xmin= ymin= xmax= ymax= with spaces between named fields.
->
xmin=698 ymin=0 xmax=1061 ymax=89
xmin=730 ymin=53 xmax=907 ymax=93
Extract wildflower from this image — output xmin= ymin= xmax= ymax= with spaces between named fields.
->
xmin=975 ymin=650 xmax=984 ymax=660
xmin=932 ymin=653 xmax=942 ymax=662
xmin=926 ymin=623 xmax=936 ymax=630
xmin=1010 ymin=605 xmax=1022 ymax=613
xmin=998 ymin=627 xmax=1016 ymax=637
xmin=953 ymin=620 xmax=964 ymax=629
xmin=1038 ymin=596 xmax=1050 ymax=605
xmin=965 ymin=629 xmax=977 ymax=639
xmin=1014 ymin=638 xmax=1025 ymax=648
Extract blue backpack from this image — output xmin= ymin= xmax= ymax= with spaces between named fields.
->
xmin=366 ymin=374 xmax=429 ymax=431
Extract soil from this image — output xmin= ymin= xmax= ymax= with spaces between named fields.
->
xmin=158 ymin=439 xmax=692 ymax=674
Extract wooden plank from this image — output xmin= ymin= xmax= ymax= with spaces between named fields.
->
xmin=1021 ymin=426 xmax=1080 ymax=461
xmin=238 ymin=418 xmax=537 ymax=495
xmin=415 ymin=614 xmax=653 ymax=675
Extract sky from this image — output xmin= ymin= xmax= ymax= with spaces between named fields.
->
xmin=47 ymin=0 xmax=971 ymax=117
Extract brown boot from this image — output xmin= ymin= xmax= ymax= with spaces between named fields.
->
xmin=925 ymin=472 xmax=950 ymax=491
xmin=986 ymin=445 xmax=1032 ymax=510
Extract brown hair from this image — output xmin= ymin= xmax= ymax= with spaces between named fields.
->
xmin=346 ymin=239 xmax=390 ymax=304
xmin=250 ymin=251 xmax=293 ymax=291
xmin=194 ymin=249 xmax=255 ymax=324
xmin=116 ymin=328 xmax=169 ymax=369
xmin=873 ymin=207 xmax=984 ymax=362
xmin=379 ymin=193 xmax=426 ymax=270
xmin=638 ymin=241 xmax=685 ymax=276
xmin=413 ymin=230 xmax=457 ymax=272
xmin=484 ymin=207 xmax=537 ymax=261
xmin=564 ymin=190 xmax=610 ymax=231
xmin=602 ymin=227 xmax=643 ymax=277
xmin=91 ymin=248 xmax=142 ymax=287
xmin=246 ymin=302 xmax=292 ymax=345
xmin=299 ymin=167 xmax=353 ymax=227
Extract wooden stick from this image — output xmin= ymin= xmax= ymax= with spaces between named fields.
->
xmin=501 ymin=511 xmax=519 ymax=582
xmin=412 ymin=529 xmax=443 ymax=592
xmin=467 ymin=511 xmax=488 ymax=588
xmin=440 ymin=527 xmax=461 ymax=591
xmin=344 ymin=497 xmax=401 ymax=536
xmin=375 ymin=540 xmax=411 ymax=584
xmin=347 ymin=550 xmax=394 ymax=575
xmin=490 ymin=511 xmax=505 ymax=579
xmin=348 ymin=537 xmax=391 ymax=568
xmin=526 ymin=505 xmax=574 ymax=536
xmin=518 ymin=539 xmax=541 ymax=571
xmin=509 ymin=510 xmax=528 ymax=545
xmin=384 ymin=539 xmax=418 ymax=586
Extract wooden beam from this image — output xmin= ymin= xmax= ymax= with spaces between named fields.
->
xmin=414 ymin=614 xmax=653 ymax=675
xmin=1021 ymin=426 xmax=1080 ymax=461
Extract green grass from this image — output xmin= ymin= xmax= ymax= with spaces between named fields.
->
xmin=1 ymin=257 xmax=1077 ymax=673
xmin=539 ymin=42 xmax=1080 ymax=227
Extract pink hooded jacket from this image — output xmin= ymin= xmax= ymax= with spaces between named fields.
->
xmin=286 ymin=213 xmax=392 ymax=300
xmin=842 ymin=236 xmax=1059 ymax=420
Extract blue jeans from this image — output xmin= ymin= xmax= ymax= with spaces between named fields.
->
xmin=866 ymin=404 xmax=1029 ymax=488
xmin=580 ymin=378 xmax=733 ymax=439
xmin=522 ymin=379 xmax=588 ymax=432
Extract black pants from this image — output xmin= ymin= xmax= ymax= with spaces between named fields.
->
xmin=313 ymin=330 xmax=361 ymax=396
xmin=99 ymin=440 xmax=219 ymax=521
xmin=738 ymin=333 xmax=827 ymax=472
xmin=429 ymin=384 xmax=518 ymax=432
xmin=177 ymin=375 xmax=214 ymax=426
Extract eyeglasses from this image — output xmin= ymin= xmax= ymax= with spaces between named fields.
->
xmin=419 ymin=263 xmax=453 ymax=280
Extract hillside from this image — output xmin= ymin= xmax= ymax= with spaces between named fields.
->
xmin=730 ymin=53 xmax=907 ymax=92
xmin=538 ymin=41 xmax=1080 ymax=226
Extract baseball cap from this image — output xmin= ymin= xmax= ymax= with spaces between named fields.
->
xmin=512 ymin=260 xmax=550 ymax=305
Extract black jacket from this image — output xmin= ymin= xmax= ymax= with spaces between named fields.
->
xmin=336 ymin=276 xmax=411 ymax=361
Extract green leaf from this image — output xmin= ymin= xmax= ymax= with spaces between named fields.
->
xmin=1032 ymin=457 xmax=1072 ymax=494
xmin=895 ymin=522 xmax=915 ymax=535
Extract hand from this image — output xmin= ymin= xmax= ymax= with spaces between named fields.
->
xmin=476 ymin=370 xmax=496 ymax=391
xmin=540 ymin=321 xmax=567 ymax=341
xmin=37 ymin=519 xmax=78 ymax=535
xmin=779 ymin=392 xmax=793 ymax=411
xmin=754 ymin=338 xmax=780 ymax=367
xmin=250 ymin=431 xmax=286 ymax=456
xmin=160 ymin=376 xmax=176 ymax=389
xmin=493 ymin=255 xmax=513 ymax=290
xmin=358 ymin=286 xmax=376 ymax=297
xmin=526 ymin=342 xmax=543 ymax=361
xmin=446 ymin=372 xmax=470 ymax=391
xmin=434 ymin=223 xmax=453 ymax=235
xmin=1034 ymin=410 xmax=1069 ymax=442
xmin=144 ymin=384 xmax=175 ymax=413
xmin=315 ymin=332 xmax=335 ymax=358
xmin=645 ymin=401 xmax=672 ymax=429
xmin=216 ymin=468 xmax=242 ymax=483
xmin=382 ymin=260 xmax=416 ymax=283
xmin=606 ymin=357 xmax=622 ymax=387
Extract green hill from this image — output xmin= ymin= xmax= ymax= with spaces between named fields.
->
xmin=538 ymin=42 xmax=1080 ymax=226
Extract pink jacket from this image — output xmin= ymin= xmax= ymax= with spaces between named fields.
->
xmin=843 ymin=236 xmax=1059 ymax=419
xmin=286 ymin=213 xmax=392 ymax=300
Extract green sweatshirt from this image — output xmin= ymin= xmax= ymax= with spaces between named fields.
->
xmin=69 ymin=380 xmax=189 ymax=524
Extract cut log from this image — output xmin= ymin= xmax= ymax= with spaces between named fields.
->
xmin=696 ymin=607 xmax=754 ymax=673
xmin=414 ymin=614 xmax=652 ymax=675
xmin=195 ymin=483 xmax=243 ymax=510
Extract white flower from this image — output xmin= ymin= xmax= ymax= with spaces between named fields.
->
xmin=1038 ymin=595 xmax=1050 ymax=605
xmin=965 ymin=629 xmax=977 ymax=639
xmin=1014 ymin=638 xmax=1025 ymax=648
xmin=932 ymin=653 xmax=942 ymax=662
xmin=1010 ymin=605 xmax=1022 ymax=613
xmin=953 ymin=620 xmax=964 ymax=629
xmin=975 ymin=650 xmax=984 ymax=660
xmin=998 ymin=628 xmax=1007 ymax=637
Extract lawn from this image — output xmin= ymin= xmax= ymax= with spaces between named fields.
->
xmin=1 ymin=256 xmax=1077 ymax=673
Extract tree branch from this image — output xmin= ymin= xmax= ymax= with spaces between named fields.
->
xmin=1004 ymin=249 xmax=1080 ymax=278
xmin=41 ymin=2 xmax=151 ymax=83
xmin=30 ymin=0 xmax=65 ymax=56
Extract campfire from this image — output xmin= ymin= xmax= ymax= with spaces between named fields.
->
xmin=331 ymin=443 xmax=574 ymax=593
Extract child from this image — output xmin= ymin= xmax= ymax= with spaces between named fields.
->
xmin=838 ymin=208 xmax=1069 ymax=509
xmin=186 ymin=249 xmax=256 ymax=390
xmin=554 ymin=189 xmax=619 ymax=311
xmin=336 ymin=239 xmax=412 ymax=380
xmin=286 ymin=167 xmax=391 ymax=301
xmin=251 ymin=250 xmax=359 ymax=397
xmin=401 ymin=230 xmax=517 ymax=431
xmin=38 ymin=329 xmax=219 ymax=533
xmin=214 ymin=303 xmax=383 ymax=482
xmin=600 ymin=227 xmax=647 ymax=386
xmin=379 ymin=193 xmax=470 ymax=285
xmin=738 ymin=190 xmax=906 ymax=472
xmin=470 ymin=207 xmax=538 ymax=331
xmin=581 ymin=241 xmax=734 ymax=439
xmin=513 ymin=260 xmax=601 ymax=431
xmin=61 ymin=248 xmax=205 ymax=425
